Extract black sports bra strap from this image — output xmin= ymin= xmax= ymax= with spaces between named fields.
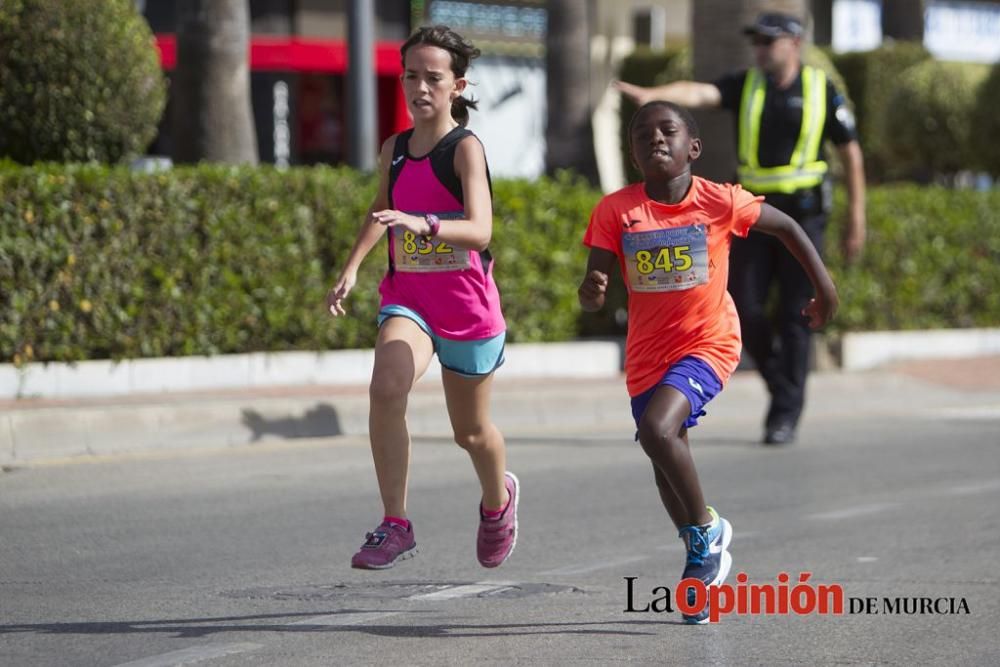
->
xmin=387 ymin=130 xmax=413 ymax=209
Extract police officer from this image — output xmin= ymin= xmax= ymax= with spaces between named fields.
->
xmin=615 ymin=12 xmax=866 ymax=445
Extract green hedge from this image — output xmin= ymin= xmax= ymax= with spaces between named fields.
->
xmin=2 ymin=164 xmax=347 ymax=363
xmin=0 ymin=163 xmax=599 ymax=364
xmin=0 ymin=0 xmax=166 ymax=164
xmin=883 ymin=60 xmax=990 ymax=180
xmin=826 ymin=186 xmax=1000 ymax=332
xmin=2 ymin=164 xmax=998 ymax=364
xmin=830 ymin=43 xmax=932 ymax=182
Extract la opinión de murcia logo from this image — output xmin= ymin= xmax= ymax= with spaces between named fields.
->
xmin=624 ymin=573 xmax=971 ymax=623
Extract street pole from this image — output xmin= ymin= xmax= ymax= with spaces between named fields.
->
xmin=347 ymin=0 xmax=378 ymax=171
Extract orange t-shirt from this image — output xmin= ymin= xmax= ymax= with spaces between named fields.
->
xmin=584 ymin=176 xmax=763 ymax=397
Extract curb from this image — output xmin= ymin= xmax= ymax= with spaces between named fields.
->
xmin=0 ymin=341 xmax=623 ymax=401
xmin=840 ymin=328 xmax=1000 ymax=370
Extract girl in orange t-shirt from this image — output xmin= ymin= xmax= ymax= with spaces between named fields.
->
xmin=578 ymin=101 xmax=838 ymax=623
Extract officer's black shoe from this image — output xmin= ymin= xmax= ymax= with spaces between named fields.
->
xmin=763 ymin=422 xmax=797 ymax=445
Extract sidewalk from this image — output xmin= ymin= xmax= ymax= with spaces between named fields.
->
xmin=884 ymin=355 xmax=1000 ymax=391
xmin=0 ymin=374 xmax=632 ymax=466
xmin=3 ymin=356 xmax=999 ymax=467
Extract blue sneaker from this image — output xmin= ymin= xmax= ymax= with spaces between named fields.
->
xmin=678 ymin=506 xmax=733 ymax=624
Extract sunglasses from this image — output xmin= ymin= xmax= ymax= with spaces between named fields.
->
xmin=750 ymin=35 xmax=777 ymax=47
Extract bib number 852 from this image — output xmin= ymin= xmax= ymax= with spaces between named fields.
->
xmin=402 ymin=231 xmax=454 ymax=255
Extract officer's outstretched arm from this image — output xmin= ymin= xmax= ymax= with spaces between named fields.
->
xmin=612 ymin=80 xmax=722 ymax=109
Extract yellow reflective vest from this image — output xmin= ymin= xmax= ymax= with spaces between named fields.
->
xmin=736 ymin=66 xmax=828 ymax=194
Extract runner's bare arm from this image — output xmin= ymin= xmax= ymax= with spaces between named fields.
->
xmin=578 ymin=248 xmax=617 ymax=312
xmin=326 ymin=137 xmax=394 ymax=316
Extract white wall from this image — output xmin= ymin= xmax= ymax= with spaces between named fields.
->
xmin=925 ymin=0 xmax=1000 ymax=63
xmin=465 ymin=56 xmax=547 ymax=179
xmin=832 ymin=0 xmax=883 ymax=52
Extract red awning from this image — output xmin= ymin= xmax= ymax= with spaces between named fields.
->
xmin=154 ymin=34 xmax=403 ymax=75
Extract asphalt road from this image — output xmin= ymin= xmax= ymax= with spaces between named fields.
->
xmin=2 ymin=367 xmax=999 ymax=666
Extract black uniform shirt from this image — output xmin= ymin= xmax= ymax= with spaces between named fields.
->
xmin=713 ymin=67 xmax=857 ymax=168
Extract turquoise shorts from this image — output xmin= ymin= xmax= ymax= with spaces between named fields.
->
xmin=377 ymin=305 xmax=505 ymax=377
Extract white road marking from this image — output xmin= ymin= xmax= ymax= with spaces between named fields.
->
xmin=285 ymin=582 xmax=522 ymax=629
xmin=806 ymin=502 xmax=900 ymax=521
xmin=940 ymin=479 xmax=1000 ymax=496
xmin=857 ymin=556 xmax=879 ymax=563
xmin=406 ymin=582 xmax=517 ymax=600
xmin=931 ymin=405 xmax=1000 ymax=420
xmin=111 ymin=642 xmax=262 ymax=667
xmin=539 ymin=556 xmax=649 ymax=576
xmin=807 ymin=479 xmax=1000 ymax=523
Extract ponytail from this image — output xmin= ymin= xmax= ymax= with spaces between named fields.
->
xmin=451 ymin=95 xmax=478 ymax=127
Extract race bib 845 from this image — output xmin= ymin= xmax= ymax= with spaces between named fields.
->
xmin=623 ymin=224 xmax=709 ymax=292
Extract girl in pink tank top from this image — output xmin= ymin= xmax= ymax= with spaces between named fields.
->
xmin=327 ymin=26 xmax=518 ymax=571
xmin=378 ymin=124 xmax=505 ymax=340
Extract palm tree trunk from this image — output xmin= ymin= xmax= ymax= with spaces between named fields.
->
xmin=172 ymin=0 xmax=259 ymax=164
xmin=882 ymin=0 xmax=925 ymax=41
xmin=812 ymin=0 xmax=834 ymax=45
xmin=545 ymin=0 xmax=599 ymax=184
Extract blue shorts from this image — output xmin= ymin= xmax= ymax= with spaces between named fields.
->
xmin=377 ymin=305 xmax=505 ymax=377
xmin=630 ymin=356 xmax=723 ymax=431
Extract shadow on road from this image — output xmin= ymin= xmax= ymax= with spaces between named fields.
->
xmin=0 ymin=611 xmax=675 ymax=638
xmin=241 ymin=403 xmax=342 ymax=441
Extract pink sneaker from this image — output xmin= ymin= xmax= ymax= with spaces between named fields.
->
xmin=477 ymin=472 xmax=519 ymax=568
xmin=350 ymin=521 xmax=416 ymax=570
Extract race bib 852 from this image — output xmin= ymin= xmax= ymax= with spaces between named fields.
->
xmin=392 ymin=212 xmax=471 ymax=273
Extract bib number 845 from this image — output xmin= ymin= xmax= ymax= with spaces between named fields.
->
xmin=635 ymin=245 xmax=693 ymax=274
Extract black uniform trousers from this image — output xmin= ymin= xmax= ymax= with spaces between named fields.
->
xmin=728 ymin=187 xmax=826 ymax=429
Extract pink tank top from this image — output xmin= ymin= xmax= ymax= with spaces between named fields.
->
xmin=378 ymin=127 xmax=506 ymax=340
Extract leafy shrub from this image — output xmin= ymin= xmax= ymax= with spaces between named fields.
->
xmin=0 ymin=0 xmax=166 ymax=164
xmin=882 ymin=60 xmax=989 ymax=180
xmin=1 ymin=163 xmax=340 ymax=363
xmin=0 ymin=164 xmax=598 ymax=364
xmin=826 ymin=185 xmax=1000 ymax=332
xmin=492 ymin=172 xmax=601 ymax=341
xmin=830 ymin=42 xmax=931 ymax=181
